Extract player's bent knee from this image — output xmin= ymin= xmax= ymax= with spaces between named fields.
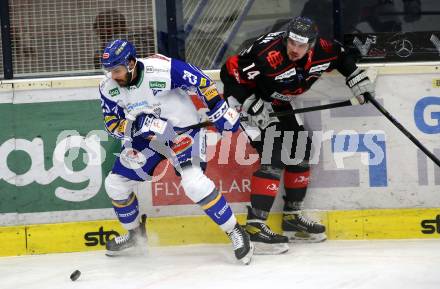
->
xmin=180 ymin=166 xmax=216 ymax=203
xmin=104 ymin=173 xmax=135 ymax=201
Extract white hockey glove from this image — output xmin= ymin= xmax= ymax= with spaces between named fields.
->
xmin=206 ymin=99 xmax=240 ymax=133
xmin=346 ymin=68 xmax=375 ymax=105
xmin=132 ymin=114 xmax=170 ymax=140
xmin=242 ymin=95 xmax=277 ymax=129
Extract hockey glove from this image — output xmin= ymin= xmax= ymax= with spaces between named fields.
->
xmin=206 ymin=99 xmax=240 ymax=133
xmin=242 ymin=95 xmax=277 ymax=129
xmin=132 ymin=113 xmax=170 ymax=140
xmin=346 ymin=68 xmax=375 ymax=105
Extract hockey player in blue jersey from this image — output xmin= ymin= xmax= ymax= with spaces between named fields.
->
xmin=99 ymin=39 xmax=254 ymax=264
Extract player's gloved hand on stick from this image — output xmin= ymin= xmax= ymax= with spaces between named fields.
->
xmin=242 ymin=94 xmax=277 ymax=129
xmin=132 ymin=113 xmax=171 ymax=140
xmin=206 ymin=99 xmax=240 ymax=133
xmin=346 ymin=68 xmax=375 ymax=105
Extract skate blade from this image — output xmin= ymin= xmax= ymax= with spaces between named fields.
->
xmin=283 ymin=231 xmax=327 ymax=243
xmin=239 ymin=243 xmax=255 ymax=265
xmin=105 ymin=244 xmax=146 ymax=257
xmin=253 ymin=242 xmax=289 ymax=255
xmin=106 ymin=249 xmax=129 ymax=257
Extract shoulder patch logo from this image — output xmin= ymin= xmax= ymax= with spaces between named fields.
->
xmin=200 ymin=77 xmax=208 ymax=87
xmin=109 ymin=87 xmax=120 ymax=97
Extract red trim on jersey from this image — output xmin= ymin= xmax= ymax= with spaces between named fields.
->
xmin=226 ymin=55 xmax=256 ymax=86
xmin=257 ymin=38 xmax=283 ymax=56
xmin=306 ymin=74 xmax=320 ymax=81
xmin=149 ymin=54 xmax=170 ymax=62
xmin=272 ymin=99 xmax=291 ymax=107
xmin=319 ymin=39 xmax=334 ymax=53
xmin=251 ymin=175 xmax=280 ymax=197
xmin=303 ymin=49 xmax=314 ymax=70
xmin=284 ymin=170 xmax=310 ymax=189
xmin=308 ymin=56 xmax=338 ymax=68
xmin=226 ymin=55 xmax=239 ymax=76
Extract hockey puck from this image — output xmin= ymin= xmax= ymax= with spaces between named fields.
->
xmin=70 ymin=270 xmax=81 ymax=281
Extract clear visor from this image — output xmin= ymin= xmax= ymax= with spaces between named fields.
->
xmin=102 ymin=64 xmax=127 ymax=78
xmin=102 ymin=59 xmax=137 ymax=78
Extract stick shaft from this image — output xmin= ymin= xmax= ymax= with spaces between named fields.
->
xmin=180 ymin=99 xmax=352 ymax=132
xmin=364 ymin=92 xmax=440 ymax=167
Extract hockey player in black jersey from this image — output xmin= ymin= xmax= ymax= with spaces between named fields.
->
xmin=221 ymin=16 xmax=375 ymax=254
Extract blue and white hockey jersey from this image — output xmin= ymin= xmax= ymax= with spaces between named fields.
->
xmin=99 ymin=54 xmax=222 ymax=139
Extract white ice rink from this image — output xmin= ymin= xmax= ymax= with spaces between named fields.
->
xmin=1 ymin=240 xmax=439 ymax=289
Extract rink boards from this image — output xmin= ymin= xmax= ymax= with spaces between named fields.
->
xmin=1 ymin=64 xmax=440 ymax=257
xmin=1 ymin=208 xmax=440 ymax=257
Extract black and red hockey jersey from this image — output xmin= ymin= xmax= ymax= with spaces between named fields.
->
xmin=221 ymin=31 xmax=358 ymax=105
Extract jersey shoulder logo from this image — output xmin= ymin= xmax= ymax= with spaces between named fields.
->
xmin=109 ymin=87 xmax=120 ymax=97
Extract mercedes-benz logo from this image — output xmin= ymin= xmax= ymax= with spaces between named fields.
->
xmin=394 ymin=39 xmax=413 ymax=58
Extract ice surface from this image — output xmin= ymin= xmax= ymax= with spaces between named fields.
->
xmin=1 ymin=240 xmax=439 ymax=289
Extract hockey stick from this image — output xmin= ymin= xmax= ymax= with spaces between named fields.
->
xmin=240 ymin=99 xmax=352 ymax=121
xmin=178 ymin=99 xmax=352 ymax=133
xmin=364 ymin=92 xmax=440 ymax=167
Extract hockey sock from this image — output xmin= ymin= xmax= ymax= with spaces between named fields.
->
xmin=283 ymin=165 xmax=310 ymax=210
xmin=112 ymin=193 xmax=140 ymax=230
xmin=198 ymin=188 xmax=236 ymax=232
xmin=250 ymin=170 xmax=280 ymax=213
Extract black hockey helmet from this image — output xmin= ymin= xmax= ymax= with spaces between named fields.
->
xmin=284 ymin=16 xmax=318 ymax=47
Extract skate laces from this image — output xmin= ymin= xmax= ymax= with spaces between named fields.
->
xmin=259 ymin=223 xmax=277 ymax=236
xmin=297 ymin=213 xmax=317 ymax=227
xmin=114 ymin=233 xmax=130 ymax=245
xmin=228 ymin=227 xmax=244 ymax=250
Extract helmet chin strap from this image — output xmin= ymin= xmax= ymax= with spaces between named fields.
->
xmin=126 ymin=58 xmax=138 ymax=85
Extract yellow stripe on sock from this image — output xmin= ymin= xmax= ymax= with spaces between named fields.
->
xmin=112 ymin=193 xmax=136 ymax=208
xmin=201 ymin=192 xmax=222 ymax=210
